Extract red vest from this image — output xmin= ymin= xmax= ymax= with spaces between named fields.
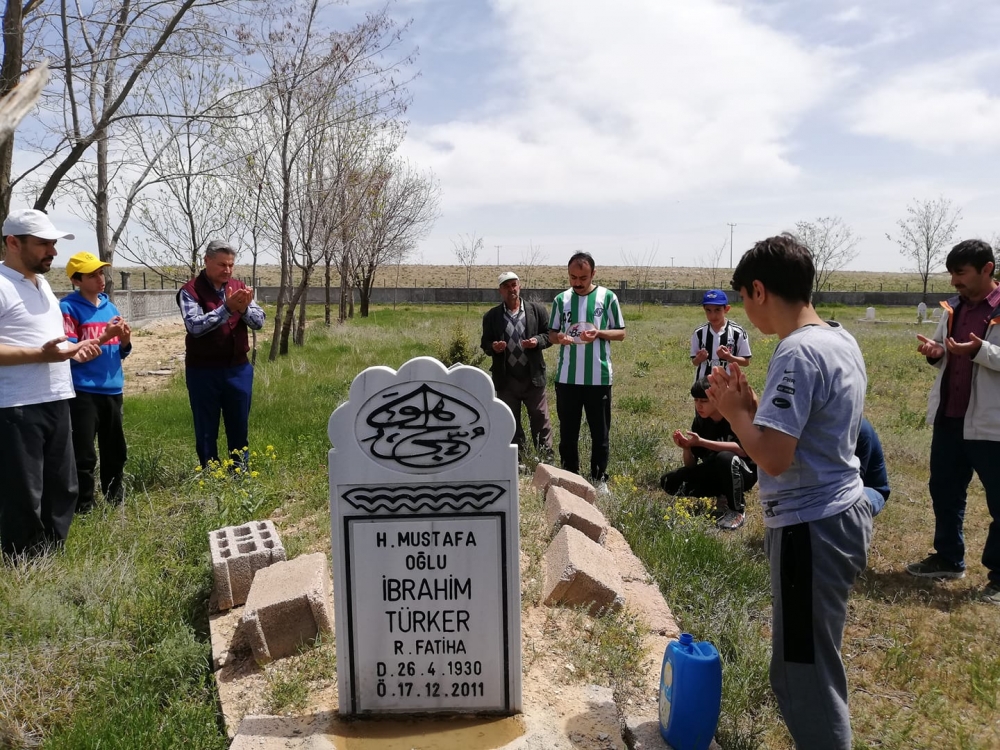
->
xmin=181 ymin=271 xmax=250 ymax=368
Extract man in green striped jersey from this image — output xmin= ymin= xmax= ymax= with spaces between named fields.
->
xmin=548 ymin=252 xmax=626 ymax=493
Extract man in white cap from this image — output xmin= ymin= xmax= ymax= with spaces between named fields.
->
xmin=0 ymin=208 xmax=102 ymax=558
xmin=481 ymin=271 xmax=553 ymax=464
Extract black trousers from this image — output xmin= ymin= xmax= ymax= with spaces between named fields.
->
xmin=660 ymin=450 xmax=757 ymax=513
xmin=69 ymin=391 xmax=127 ymax=510
xmin=555 ymin=383 xmax=612 ymax=482
xmin=0 ymin=399 xmax=77 ymax=557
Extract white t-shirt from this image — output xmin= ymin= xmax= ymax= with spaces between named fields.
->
xmin=752 ymin=323 xmax=866 ymax=528
xmin=0 ymin=264 xmax=75 ymax=408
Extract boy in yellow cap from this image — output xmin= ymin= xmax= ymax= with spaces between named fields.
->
xmin=59 ymin=252 xmax=132 ymax=512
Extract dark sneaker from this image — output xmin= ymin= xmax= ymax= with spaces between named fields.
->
xmin=905 ymin=554 xmax=965 ymax=579
xmin=709 ymin=495 xmax=728 ymax=520
xmin=981 ymin=585 xmax=1000 ymax=605
xmin=716 ymin=511 xmax=745 ymax=530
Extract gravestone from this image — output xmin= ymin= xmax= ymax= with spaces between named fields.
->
xmin=917 ymin=302 xmax=928 ymax=322
xmin=328 ymin=356 xmax=522 ymax=716
xmin=865 ymin=306 xmax=876 ymax=321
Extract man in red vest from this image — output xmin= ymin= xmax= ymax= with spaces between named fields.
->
xmin=178 ymin=240 xmax=265 ymax=469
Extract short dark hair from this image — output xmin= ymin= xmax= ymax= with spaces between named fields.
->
xmin=71 ymin=272 xmax=83 ymax=282
xmin=568 ymin=251 xmax=595 ymax=272
xmin=945 ymin=239 xmax=995 ymax=274
xmin=690 ymin=377 xmax=710 ymax=399
xmin=731 ymin=234 xmax=814 ymax=304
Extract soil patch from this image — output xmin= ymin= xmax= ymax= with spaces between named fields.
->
xmin=123 ymin=318 xmax=187 ymax=395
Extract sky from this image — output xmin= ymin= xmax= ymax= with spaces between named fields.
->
xmin=13 ymin=0 xmax=1000 ymax=274
xmin=380 ymin=0 xmax=1000 ymax=271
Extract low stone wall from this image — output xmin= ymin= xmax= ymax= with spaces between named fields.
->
xmin=56 ymin=288 xmax=179 ymax=328
xmin=256 ymin=286 xmax=953 ymax=308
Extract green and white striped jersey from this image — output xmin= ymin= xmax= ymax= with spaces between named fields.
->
xmin=548 ymin=286 xmax=625 ymax=386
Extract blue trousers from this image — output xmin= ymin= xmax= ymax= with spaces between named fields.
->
xmin=185 ymin=363 xmax=254 ymax=468
xmin=929 ymin=416 xmax=1000 ymax=586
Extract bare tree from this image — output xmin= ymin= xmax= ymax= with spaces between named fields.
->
xmin=794 ymin=216 xmax=860 ymax=292
xmin=237 ymin=1 xmax=411 ymax=360
xmin=887 ymin=197 xmax=962 ymax=297
xmin=353 ymin=158 xmax=439 ymax=317
xmin=452 ymin=231 xmax=483 ymax=288
xmin=700 ymin=238 xmax=727 ymax=288
xmin=0 ymin=0 xmax=44 ymax=217
xmin=92 ymin=55 xmax=241 ymax=283
xmin=518 ymin=241 xmax=545 ymax=291
xmin=621 ymin=243 xmax=658 ymax=310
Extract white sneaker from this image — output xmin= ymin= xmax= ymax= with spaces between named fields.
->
xmin=596 ymin=481 xmax=611 ymax=498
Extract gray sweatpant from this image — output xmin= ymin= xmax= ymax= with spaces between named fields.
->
xmin=764 ymin=499 xmax=872 ymax=750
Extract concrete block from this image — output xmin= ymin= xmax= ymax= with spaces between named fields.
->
xmin=531 ymin=463 xmax=597 ymax=504
xmin=545 ymin=485 xmax=608 ymax=543
xmin=210 ymin=520 xmax=286 ymax=611
xmin=241 ymin=552 xmax=334 ymax=664
xmin=603 ymin=527 xmax=651 ymax=583
xmin=623 ymin=580 xmax=680 ymax=637
xmin=542 ymin=526 xmax=624 ymax=616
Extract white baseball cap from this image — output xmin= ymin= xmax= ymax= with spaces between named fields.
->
xmin=2 ymin=209 xmax=75 ymax=240
xmin=498 ymin=271 xmax=518 ymax=286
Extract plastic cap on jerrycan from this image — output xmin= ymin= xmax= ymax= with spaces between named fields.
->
xmin=659 ymin=632 xmax=722 ymax=750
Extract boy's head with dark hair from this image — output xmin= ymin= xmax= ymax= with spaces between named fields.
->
xmin=731 ymin=234 xmax=814 ymax=305
xmin=690 ymin=376 xmax=710 ymax=399
xmin=690 ymin=376 xmax=721 ymax=420
xmin=946 ymin=239 xmax=995 ymax=274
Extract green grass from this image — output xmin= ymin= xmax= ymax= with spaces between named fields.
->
xmin=1 ymin=302 xmax=999 ymax=749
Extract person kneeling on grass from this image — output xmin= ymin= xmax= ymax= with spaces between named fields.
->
xmin=659 ymin=376 xmax=757 ymax=530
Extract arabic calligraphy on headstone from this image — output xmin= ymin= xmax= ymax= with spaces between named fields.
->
xmin=358 ymin=383 xmax=487 ymax=470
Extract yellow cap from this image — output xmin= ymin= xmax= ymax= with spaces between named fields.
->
xmin=66 ymin=252 xmax=110 ymax=279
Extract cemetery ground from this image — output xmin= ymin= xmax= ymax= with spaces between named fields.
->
xmin=1 ymin=302 xmax=998 ymax=749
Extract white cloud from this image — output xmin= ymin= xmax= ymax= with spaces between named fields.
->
xmin=847 ymin=52 xmax=1000 ymax=151
xmin=829 ymin=5 xmax=864 ymax=23
xmin=402 ymin=0 xmax=843 ymax=210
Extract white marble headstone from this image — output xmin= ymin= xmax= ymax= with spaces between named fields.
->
xmin=328 ymin=357 xmax=522 ymax=716
xmin=865 ymin=306 xmax=876 ymax=321
xmin=917 ymin=302 xmax=928 ymax=321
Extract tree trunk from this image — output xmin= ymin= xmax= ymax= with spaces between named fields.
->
xmin=279 ymin=274 xmax=308 ymax=354
xmin=294 ymin=268 xmax=309 ymax=346
xmin=0 ymin=0 xmax=26 ymax=233
xmin=95 ymin=128 xmax=117 ymax=299
xmin=358 ymin=273 xmax=372 ymax=317
xmin=324 ymin=254 xmax=332 ymax=326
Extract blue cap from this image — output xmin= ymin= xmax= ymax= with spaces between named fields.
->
xmin=702 ymin=289 xmax=728 ymax=305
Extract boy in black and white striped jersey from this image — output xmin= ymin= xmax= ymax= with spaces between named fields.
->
xmin=690 ymin=289 xmax=752 ymax=382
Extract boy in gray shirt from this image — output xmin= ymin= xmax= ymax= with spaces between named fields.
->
xmin=706 ymin=234 xmax=872 ymax=750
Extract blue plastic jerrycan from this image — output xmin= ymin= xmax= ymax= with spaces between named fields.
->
xmin=658 ymin=632 xmax=722 ymax=750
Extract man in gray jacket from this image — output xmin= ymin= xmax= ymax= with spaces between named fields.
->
xmin=481 ymin=271 xmax=553 ymax=462
xmin=907 ymin=239 xmax=1000 ymax=604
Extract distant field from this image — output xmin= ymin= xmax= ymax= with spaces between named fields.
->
xmin=50 ymin=262 xmax=958 ymax=295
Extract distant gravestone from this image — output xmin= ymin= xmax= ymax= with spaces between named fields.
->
xmin=328 ymin=357 xmax=522 ymax=716
xmin=865 ymin=307 xmax=876 ymax=321
xmin=917 ymin=302 xmax=928 ymax=322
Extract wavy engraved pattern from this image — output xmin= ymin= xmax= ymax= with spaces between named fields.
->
xmin=342 ymin=483 xmax=504 ymax=513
